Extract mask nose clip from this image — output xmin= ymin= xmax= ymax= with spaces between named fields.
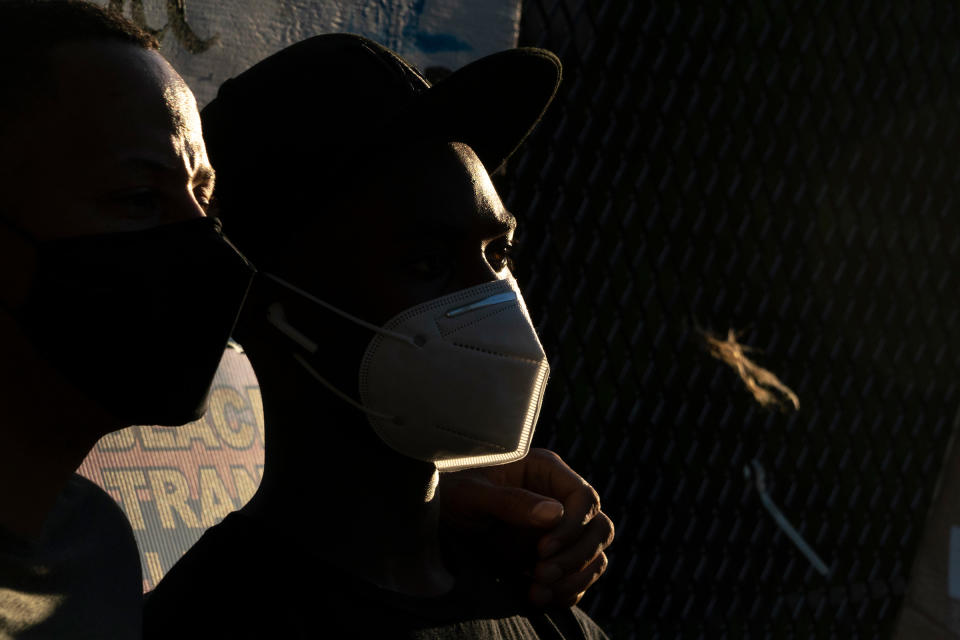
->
xmin=444 ymin=291 xmax=517 ymax=318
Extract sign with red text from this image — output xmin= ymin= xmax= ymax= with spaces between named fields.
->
xmin=77 ymin=348 xmax=263 ymax=590
xmin=78 ymin=0 xmax=521 ymax=591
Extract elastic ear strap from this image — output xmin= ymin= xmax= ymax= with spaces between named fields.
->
xmin=262 ymin=272 xmax=418 ymax=347
xmin=266 ymin=303 xmax=319 ymax=353
xmin=292 ymin=353 xmax=394 ymax=422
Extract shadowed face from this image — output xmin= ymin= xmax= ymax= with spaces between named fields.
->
xmin=0 ymin=40 xmax=241 ymax=431
xmin=286 ymin=141 xmax=518 ymax=325
xmin=247 ymin=140 xmax=521 ymax=413
xmin=0 ymin=40 xmax=214 ymax=240
xmin=233 ymin=140 xmax=524 ymax=475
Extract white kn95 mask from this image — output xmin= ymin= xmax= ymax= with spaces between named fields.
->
xmin=263 ymin=273 xmax=550 ymax=471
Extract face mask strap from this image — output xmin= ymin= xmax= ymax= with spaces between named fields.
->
xmin=292 ymin=353 xmax=395 ymax=422
xmin=262 ymin=276 xmax=398 ymax=423
xmin=266 ymin=303 xmax=319 ymax=352
xmin=263 ymin=272 xmax=419 ymax=347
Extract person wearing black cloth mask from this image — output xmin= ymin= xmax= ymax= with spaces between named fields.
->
xmin=0 ymin=2 xmax=253 ymax=637
xmin=144 ymin=35 xmax=612 ymax=638
xmin=0 ymin=4 xmax=606 ymax=638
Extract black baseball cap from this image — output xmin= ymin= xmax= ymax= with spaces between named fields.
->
xmin=201 ymin=33 xmax=561 ymax=265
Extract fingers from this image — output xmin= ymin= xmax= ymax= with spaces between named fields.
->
xmin=529 ymin=512 xmax=614 ymax=606
xmin=481 ymin=486 xmax=564 ymax=529
xmin=536 ymin=512 xmax=614 ymax=578
xmin=530 ymin=552 xmax=608 ymax=607
xmin=439 ymin=472 xmax=564 ymax=531
xmin=520 ymin=449 xmax=590 ymax=503
xmin=505 ymin=448 xmax=608 ymax=557
xmin=537 ymin=480 xmax=604 ymax=558
xmin=437 ymin=472 xmax=496 ymax=530
xmin=506 ymin=448 xmax=613 ymax=542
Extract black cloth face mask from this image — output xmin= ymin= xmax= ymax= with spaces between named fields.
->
xmin=0 ymin=216 xmax=255 ymax=426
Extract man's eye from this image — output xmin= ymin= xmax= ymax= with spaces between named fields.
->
xmin=486 ymin=242 xmax=516 ymax=273
xmin=194 ymin=185 xmax=215 ymax=212
xmin=110 ymin=189 xmax=163 ymax=218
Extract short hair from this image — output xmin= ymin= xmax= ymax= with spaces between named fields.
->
xmin=0 ymin=1 xmax=157 ymax=135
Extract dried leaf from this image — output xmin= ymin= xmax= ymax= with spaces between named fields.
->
xmin=702 ymin=329 xmax=799 ymax=412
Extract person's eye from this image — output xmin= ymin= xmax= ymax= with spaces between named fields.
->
xmin=109 ymin=188 xmax=163 ymax=219
xmin=486 ymin=241 xmax=516 ymax=273
xmin=194 ymin=187 xmax=213 ymax=211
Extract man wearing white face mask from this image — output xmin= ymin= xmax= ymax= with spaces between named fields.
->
xmin=260 ymin=271 xmax=549 ymax=471
xmin=144 ymin=35 xmax=611 ymax=638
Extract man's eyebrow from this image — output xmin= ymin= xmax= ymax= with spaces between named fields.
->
xmin=115 ymin=154 xmax=181 ymax=173
xmin=480 ymin=210 xmax=517 ymax=238
xmin=195 ymin=165 xmax=216 ymax=189
xmin=115 ymin=155 xmax=216 ymax=186
xmin=421 ymin=214 xmax=517 ymax=240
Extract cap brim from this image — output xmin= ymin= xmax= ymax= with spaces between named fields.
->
xmin=390 ymin=47 xmax=562 ymax=174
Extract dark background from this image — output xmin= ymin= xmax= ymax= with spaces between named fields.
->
xmin=498 ymin=1 xmax=960 ymax=637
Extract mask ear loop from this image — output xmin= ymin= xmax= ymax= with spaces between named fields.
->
xmin=263 ymin=288 xmax=397 ymax=423
xmin=290 ymin=352 xmax=395 ymax=422
xmin=266 ymin=303 xmax=318 ymax=352
xmin=262 ymin=272 xmax=420 ymax=347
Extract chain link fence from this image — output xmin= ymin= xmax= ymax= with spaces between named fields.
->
xmin=499 ymin=1 xmax=960 ymax=636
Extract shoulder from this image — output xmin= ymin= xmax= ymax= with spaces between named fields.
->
xmin=144 ymin=512 xmax=277 ymax=639
xmin=155 ymin=510 xmax=273 ymax=583
xmin=46 ymin=474 xmax=140 ymax=574
xmin=0 ymin=474 xmax=143 ymax=639
xmin=50 ymin=474 xmax=142 ymax=579
xmin=59 ymin=473 xmax=134 ymax=535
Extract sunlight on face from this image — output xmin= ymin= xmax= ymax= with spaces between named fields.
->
xmin=1 ymin=41 xmax=214 ymax=239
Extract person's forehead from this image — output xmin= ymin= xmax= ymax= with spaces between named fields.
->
xmin=33 ymin=42 xmax=206 ymax=178
xmin=46 ymin=41 xmax=204 ymax=159
xmin=368 ymin=141 xmax=515 ymax=230
xmin=0 ymin=40 xmax=210 ymax=237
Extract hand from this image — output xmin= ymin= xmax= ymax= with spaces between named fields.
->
xmin=439 ymin=448 xmax=614 ymax=607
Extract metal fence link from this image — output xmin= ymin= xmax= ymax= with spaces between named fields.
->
xmin=499 ymin=1 xmax=960 ymax=636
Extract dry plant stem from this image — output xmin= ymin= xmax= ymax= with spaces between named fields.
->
xmin=703 ymin=329 xmax=800 ymax=412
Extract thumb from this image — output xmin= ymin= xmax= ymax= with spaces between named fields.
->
xmin=490 ymin=488 xmax=565 ymax=529
xmin=458 ymin=483 xmax=565 ymax=529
